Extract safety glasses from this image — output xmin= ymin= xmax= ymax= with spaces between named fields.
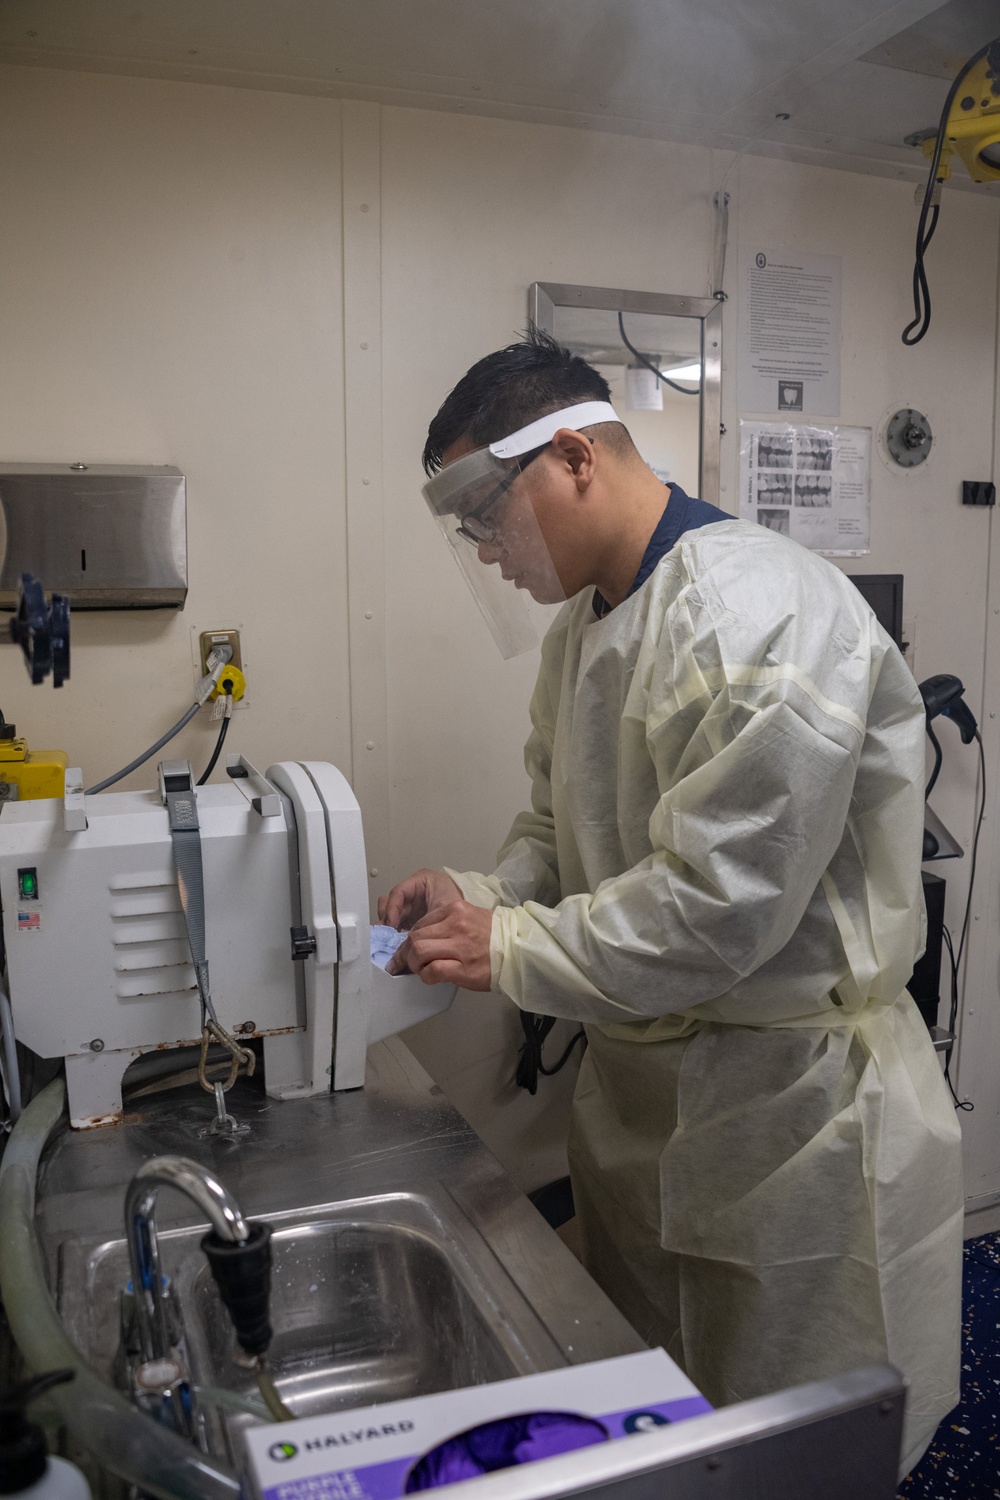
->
xmin=454 ymin=446 xmax=547 ymax=546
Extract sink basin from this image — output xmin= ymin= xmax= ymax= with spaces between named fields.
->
xmin=41 ymin=1041 xmax=645 ymax=1489
xmin=59 ymin=1190 xmax=562 ymax=1460
xmin=193 ymin=1219 xmax=519 ymax=1421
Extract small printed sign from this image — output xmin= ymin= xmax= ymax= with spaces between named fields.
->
xmin=738 ymin=248 xmax=841 ymax=416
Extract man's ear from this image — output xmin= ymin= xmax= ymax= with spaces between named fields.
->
xmin=550 ymin=428 xmax=597 ymax=490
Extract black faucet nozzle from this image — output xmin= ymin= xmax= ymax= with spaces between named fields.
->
xmin=200 ymin=1221 xmax=274 ymax=1357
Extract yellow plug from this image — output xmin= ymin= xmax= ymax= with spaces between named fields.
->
xmin=211 ymin=664 xmax=246 ymax=702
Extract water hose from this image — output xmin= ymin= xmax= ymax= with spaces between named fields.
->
xmin=0 ymin=1079 xmax=240 ymax=1500
xmin=255 ymin=1359 xmax=295 ymax=1423
xmin=0 ymin=980 xmax=22 ymax=1124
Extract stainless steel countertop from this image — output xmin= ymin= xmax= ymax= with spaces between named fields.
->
xmin=36 ymin=1037 xmax=645 ymax=1371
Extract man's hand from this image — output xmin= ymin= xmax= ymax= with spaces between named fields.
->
xmin=386 ymin=901 xmax=493 ymax=990
xmin=378 ymin=868 xmax=462 ymax=930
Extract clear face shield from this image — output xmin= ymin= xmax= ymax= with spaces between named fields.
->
xmin=421 ymin=401 xmax=622 ymax=658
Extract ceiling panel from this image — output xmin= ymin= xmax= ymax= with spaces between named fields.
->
xmin=0 ymin=0 xmax=995 ymax=188
xmin=0 ymin=0 xmax=942 ymax=114
xmin=860 ymin=0 xmax=1000 ymax=80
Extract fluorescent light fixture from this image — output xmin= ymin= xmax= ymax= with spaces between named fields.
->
xmin=660 ymin=361 xmax=701 ymax=382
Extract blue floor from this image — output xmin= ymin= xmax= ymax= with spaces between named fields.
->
xmin=898 ymin=1233 xmax=1000 ymax=1498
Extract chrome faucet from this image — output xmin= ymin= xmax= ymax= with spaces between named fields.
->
xmin=124 ymin=1155 xmax=251 ymax=1435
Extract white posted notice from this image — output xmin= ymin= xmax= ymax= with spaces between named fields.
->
xmin=738 ymin=249 xmax=841 ymax=416
xmin=738 ymin=421 xmax=870 ymax=556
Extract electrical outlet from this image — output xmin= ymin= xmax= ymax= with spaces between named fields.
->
xmin=191 ymin=626 xmax=250 ymax=710
xmin=199 ymin=629 xmax=242 ymax=677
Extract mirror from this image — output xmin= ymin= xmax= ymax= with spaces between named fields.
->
xmin=530 ymin=283 xmax=722 ymax=504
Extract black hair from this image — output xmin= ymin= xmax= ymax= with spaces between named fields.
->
xmin=422 ymin=327 xmax=633 ymax=474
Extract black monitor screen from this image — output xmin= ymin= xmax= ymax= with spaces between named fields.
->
xmin=847 ymin=574 xmax=903 ymax=650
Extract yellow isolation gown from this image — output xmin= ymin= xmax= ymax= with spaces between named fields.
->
xmin=448 ymin=519 xmax=963 ymax=1476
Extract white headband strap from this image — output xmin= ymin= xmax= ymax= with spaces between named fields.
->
xmin=488 ymin=401 xmax=623 ymax=459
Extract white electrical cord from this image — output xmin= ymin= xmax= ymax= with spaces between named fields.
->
xmin=0 ymin=979 xmax=22 ymax=1125
xmin=86 ymin=659 xmax=227 ymax=795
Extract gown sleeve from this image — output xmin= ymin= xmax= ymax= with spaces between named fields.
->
xmin=488 ymin=565 xmax=885 ymax=1024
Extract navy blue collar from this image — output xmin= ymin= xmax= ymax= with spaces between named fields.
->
xmin=593 ymin=483 xmax=729 ymax=619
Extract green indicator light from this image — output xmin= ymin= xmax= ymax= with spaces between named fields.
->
xmin=18 ymin=868 xmax=38 ymax=900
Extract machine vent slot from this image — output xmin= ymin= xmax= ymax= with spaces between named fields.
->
xmin=114 ymin=941 xmax=191 ymax=972
xmin=116 ymin=966 xmax=197 ymax=1000
xmin=112 ymin=914 xmax=187 ymax=947
xmin=109 ymin=873 xmax=178 ymax=892
xmin=110 ymin=891 xmax=182 ymax=920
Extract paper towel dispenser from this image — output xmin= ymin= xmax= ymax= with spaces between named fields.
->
xmin=0 ymin=464 xmax=187 ymax=609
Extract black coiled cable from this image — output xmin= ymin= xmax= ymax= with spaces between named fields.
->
xmin=515 ymin=1012 xmax=586 ymax=1095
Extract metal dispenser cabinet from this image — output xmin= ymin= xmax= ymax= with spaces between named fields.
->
xmin=0 ymin=464 xmax=187 ymax=609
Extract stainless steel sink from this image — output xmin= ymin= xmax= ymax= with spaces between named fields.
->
xmin=59 ymin=1188 xmax=567 ymax=1460
xmin=197 ymin=1220 xmax=516 ymax=1415
xmin=42 ymin=1040 xmax=645 ymax=1478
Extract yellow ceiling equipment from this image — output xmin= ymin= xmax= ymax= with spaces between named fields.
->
xmin=925 ymin=50 xmax=1000 ymax=183
xmin=902 ymin=37 xmax=1000 ymax=344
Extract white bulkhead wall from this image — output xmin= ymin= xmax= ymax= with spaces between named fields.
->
xmin=0 ymin=65 xmax=997 ymax=1203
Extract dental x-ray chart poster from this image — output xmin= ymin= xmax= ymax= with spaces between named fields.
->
xmin=738 ymin=249 xmax=841 ymax=416
xmin=739 ymin=421 xmax=870 ymax=556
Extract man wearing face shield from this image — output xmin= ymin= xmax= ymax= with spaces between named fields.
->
xmin=380 ymin=330 xmax=962 ymax=1477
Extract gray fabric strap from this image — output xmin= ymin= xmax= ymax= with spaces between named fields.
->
xmin=166 ymin=784 xmax=216 ymax=1023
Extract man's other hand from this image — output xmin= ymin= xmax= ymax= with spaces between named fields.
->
xmin=378 ymin=868 xmax=462 ymax=930
xmin=386 ymin=901 xmax=492 ymax=990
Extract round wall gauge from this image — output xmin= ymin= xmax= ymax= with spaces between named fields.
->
xmin=885 ymin=408 xmax=933 ymax=467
